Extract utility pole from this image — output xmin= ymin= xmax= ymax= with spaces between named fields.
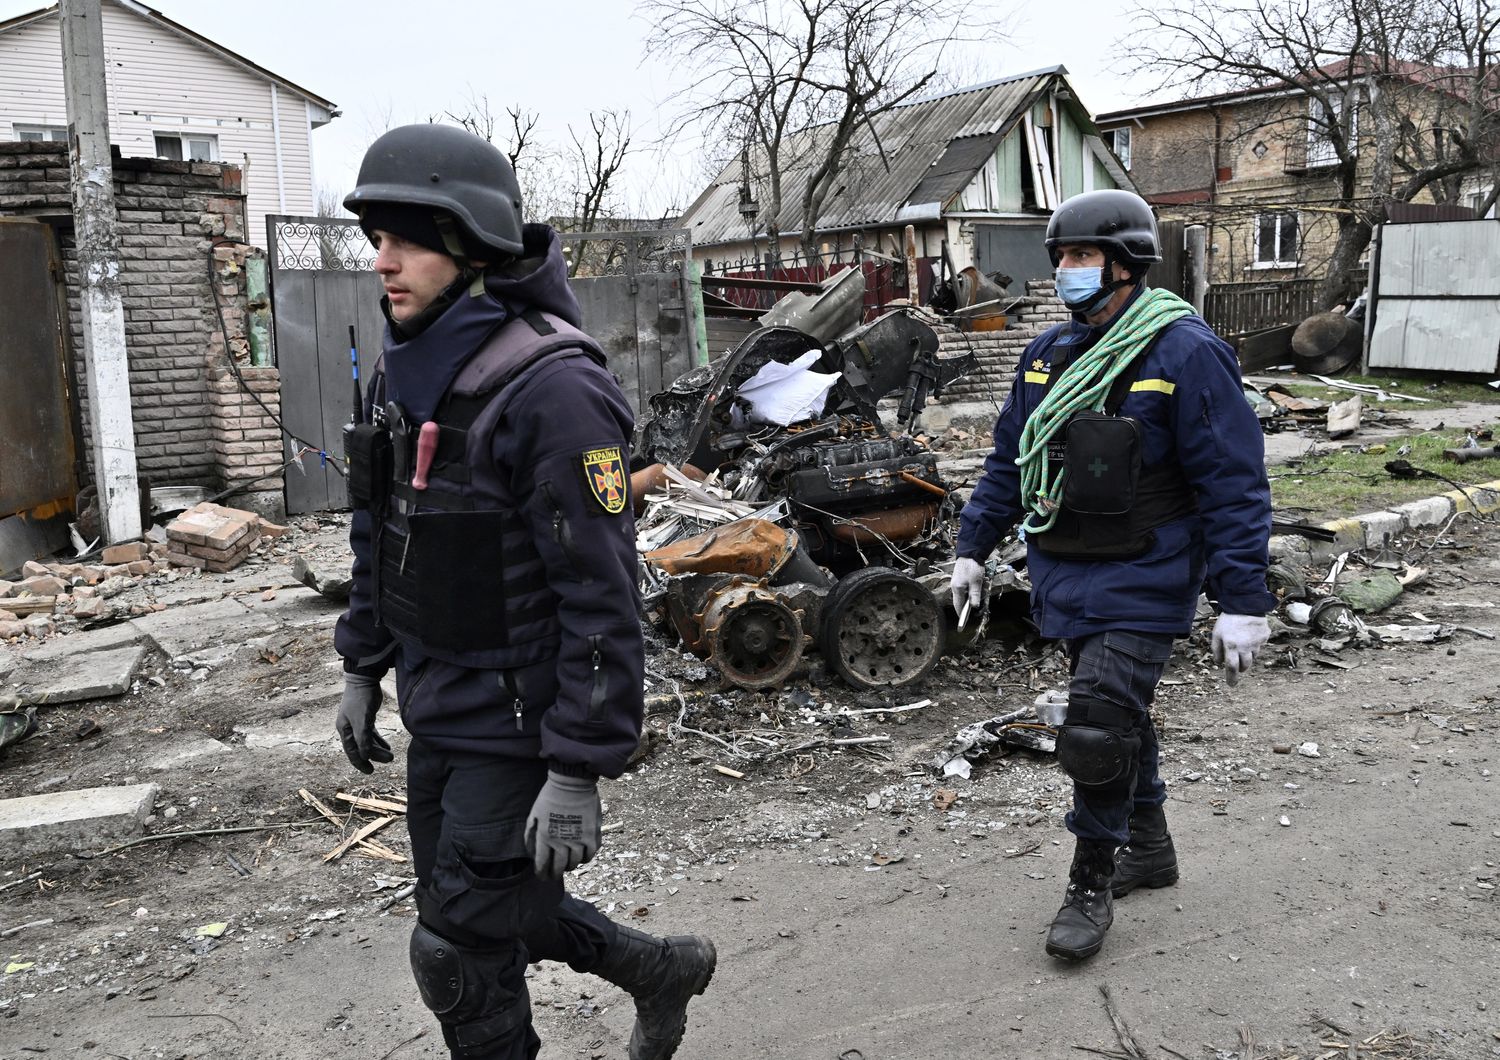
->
xmin=59 ymin=0 xmax=141 ymax=543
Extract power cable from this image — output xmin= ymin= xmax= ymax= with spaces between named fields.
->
xmin=206 ymin=238 xmax=345 ymax=477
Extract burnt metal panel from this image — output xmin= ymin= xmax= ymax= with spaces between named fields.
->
xmin=974 ymin=223 xmax=1053 ymax=287
xmin=0 ymin=218 xmax=77 ymax=518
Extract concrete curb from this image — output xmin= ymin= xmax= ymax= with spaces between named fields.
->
xmin=1269 ymin=477 xmax=1500 ymax=567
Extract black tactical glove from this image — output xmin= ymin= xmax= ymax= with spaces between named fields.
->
xmin=524 ymin=771 xmax=602 ymax=880
xmin=335 ymin=673 xmax=393 ymax=774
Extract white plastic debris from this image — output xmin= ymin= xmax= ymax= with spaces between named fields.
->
xmin=1297 ymin=742 xmax=1321 ymax=758
xmin=730 ymin=351 xmax=841 ymax=427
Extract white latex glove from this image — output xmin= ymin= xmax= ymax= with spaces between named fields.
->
xmin=950 ymin=557 xmax=986 ymax=622
xmin=1212 ymin=613 xmax=1270 ymax=685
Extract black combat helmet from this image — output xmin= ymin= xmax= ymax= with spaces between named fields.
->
xmin=345 ymin=124 xmax=525 ymax=259
xmin=1044 ymin=189 xmax=1161 ymax=269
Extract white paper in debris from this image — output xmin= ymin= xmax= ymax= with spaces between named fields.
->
xmin=732 ymin=350 xmax=841 ymax=426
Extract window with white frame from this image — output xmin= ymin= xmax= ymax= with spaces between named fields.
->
xmin=1104 ymin=127 xmax=1132 ymax=170
xmin=154 ymin=132 xmax=218 ymax=162
xmin=1254 ymin=212 xmax=1299 ymax=266
xmin=1307 ymin=91 xmax=1355 ymax=168
xmin=14 ymin=125 xmax=68 ymax=142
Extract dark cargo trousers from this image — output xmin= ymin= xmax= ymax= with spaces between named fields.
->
xmin=1063 ymin=630 xmax=1175 ymax=846
xmin=406 ymin=738 xmax=617 ymax=1059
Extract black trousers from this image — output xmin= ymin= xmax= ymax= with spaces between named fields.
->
xmin=406 ymin=738 xmax=617 ymax=1058
xmin=1063 ymin=630 xmax=1174 ymax=846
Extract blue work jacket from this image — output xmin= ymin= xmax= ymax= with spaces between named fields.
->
xmin=957 ymin=292 xmax=1276 ymax=639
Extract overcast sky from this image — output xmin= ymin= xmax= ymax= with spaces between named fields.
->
xmin=3 ymin=0 xmax=1162 ymax=215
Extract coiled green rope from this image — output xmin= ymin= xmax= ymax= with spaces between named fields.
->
xmin=1016 ymin=288 xmax=1195 ymax=534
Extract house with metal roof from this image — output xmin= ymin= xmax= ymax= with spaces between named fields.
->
xmin=678 ymin=66 xmax=1133 ymax=288
xmin=0 ymin=0 xmax=338 ymax=248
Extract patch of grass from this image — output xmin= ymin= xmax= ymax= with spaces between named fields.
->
xmin=1270 ymin=374 xmax=1500 ymax=408
xmin=1269 ymin=422 xmax=1500 ymax=521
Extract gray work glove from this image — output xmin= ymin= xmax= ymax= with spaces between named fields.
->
xmin=525 ymin=771 xmax=602 ymax=880
xmin=335 ymin=673 xmax=393 ymax=774
xmin=950 ymin=557 xmax=986 ymax=621
xmin=1211 ymin=613 xmax=1271 ymax=685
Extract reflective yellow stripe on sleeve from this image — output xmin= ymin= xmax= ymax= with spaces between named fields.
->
xmin=1129 ymin=379 xmax=1176 ymax=394
xmin=1024 ymin=371 xmax=1049 ymax=384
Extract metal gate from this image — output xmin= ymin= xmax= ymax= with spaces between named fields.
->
xmin=1368 ymin=220 xmax=1500 ymax=373
xmin=266 ymin=216 xmax=385 ymax=514
xmin=0 ymin=218 xmax=78 ymax=519
xmin=560 ymin=228 xmax=700 ymax=413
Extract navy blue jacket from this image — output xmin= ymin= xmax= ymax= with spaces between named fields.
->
xmin=335 ymin=225 xmax=644 ymax=778
xmin=957 ymin=291 xmax=1275 ymax=639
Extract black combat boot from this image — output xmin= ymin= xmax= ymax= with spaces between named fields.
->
xmin=1044 ymin=839 xmax=1116 ymax=960
xmin=1111 ymin=802 xmax=1179 ymax=898
xmin=593 ymin=924 xmax=716 ymax=1060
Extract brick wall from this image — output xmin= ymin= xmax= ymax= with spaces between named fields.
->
xmin=0 ymin=142 xmax=284 ymax=519
xmin=935 ymin=279 xmax=1069 ymax=405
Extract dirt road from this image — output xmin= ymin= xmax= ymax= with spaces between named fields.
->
xmin=1 ymin=514 xmax=1496 ymax=1059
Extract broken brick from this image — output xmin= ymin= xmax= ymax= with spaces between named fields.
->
xmin=126 ymin=560 xmax=154 ymax=576
xmin=19 ymin=575 xmax=67 ymax=596
xmin=102 ymin=542 xmax=150 ymax=565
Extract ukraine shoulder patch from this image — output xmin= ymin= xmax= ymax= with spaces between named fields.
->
xmin=583 ymin=446 xmax=627 ymax=514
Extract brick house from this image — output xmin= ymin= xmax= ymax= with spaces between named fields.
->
xmin=0 ymin=0 xmax=338 ymax=250
xmin=1095 ymin=61 xmax=1496 ymax=289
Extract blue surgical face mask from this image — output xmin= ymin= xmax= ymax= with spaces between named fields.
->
xmin=1054 ymin=266 xmax=1113 ymax=314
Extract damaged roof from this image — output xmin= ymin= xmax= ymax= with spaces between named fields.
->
xmin=681 ymin=66 xmax=1104 ymax=248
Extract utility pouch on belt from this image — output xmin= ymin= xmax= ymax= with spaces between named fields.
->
xmin=1061 ymin=412 xmax=1142 ymax=515
xmin=343 ymin=422 xmax=392 ymax=511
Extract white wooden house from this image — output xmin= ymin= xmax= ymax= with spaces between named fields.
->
xmin=0 ymin=0 xmax=337 ymax=247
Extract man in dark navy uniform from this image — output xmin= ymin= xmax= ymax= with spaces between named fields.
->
xmin=951 ymin=190 xmax=1275 ymax=961
xmin=333 ymin=124 xmax=715 ymax=1059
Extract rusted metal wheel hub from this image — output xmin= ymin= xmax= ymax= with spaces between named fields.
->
xmin=701 ymin=583 xmax=804 ymax=689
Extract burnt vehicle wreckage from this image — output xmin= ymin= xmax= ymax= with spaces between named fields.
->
xmin=627 ymin=270 xmax=1007 ymax=693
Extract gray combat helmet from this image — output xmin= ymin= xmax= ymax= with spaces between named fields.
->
xmin=345 ymin=124 xmax=525 ymax=258
xmin=1044 ymin=189 xmax=1161 ymax=267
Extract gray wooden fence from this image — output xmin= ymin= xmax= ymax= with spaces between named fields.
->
xmin=1204 ymin=279 xmax=1320 ymax=337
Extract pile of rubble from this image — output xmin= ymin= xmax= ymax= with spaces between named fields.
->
xmin=0 ymin=502 xmax=286 ymax=643
xmin=626 ymin=271 xmax=981 ymax=694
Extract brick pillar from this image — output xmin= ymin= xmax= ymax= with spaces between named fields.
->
xmin=209 ymin=366 xmax=286 ymax=521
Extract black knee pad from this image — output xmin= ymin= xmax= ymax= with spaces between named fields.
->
xmin=1057 ymin=697 xmax=1142 ymax=788
xmin=1057 ymin=723 xmax=1141 ymax=786
xmin=410 ymin=922 xmax=531 ymax=1055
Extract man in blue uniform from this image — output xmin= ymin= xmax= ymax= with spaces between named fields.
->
xmin=332 ymin=124 xmax=715 ymax=1058
xmin=951 ymin=189 xmax=1274 ymax=961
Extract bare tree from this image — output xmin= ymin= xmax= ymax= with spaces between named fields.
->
xmin=1127 ymin=0 xmax=1499 ymax=306
xmin=435 ymin=95 xmax=568 ymax=224
xmin=644 ymin=0 xmax=992 ymax=261
xmin=563 ymin=110 xmax=634 ymax=276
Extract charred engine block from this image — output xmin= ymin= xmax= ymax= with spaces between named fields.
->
xmin=763 ymin=435 xmax=946 ymax=571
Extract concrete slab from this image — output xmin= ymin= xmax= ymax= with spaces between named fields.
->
xmin=17 ymin=621 xmax=144 ymax=664
xmin=141 ymin=735 xmax=233 ymax=772
xmin=238 ymin=584 xmax=344 ymax=627
xmin=0 ymin=783 xmax=159 ymax=859
xmin=127 ymin=596 xmax=277 ymax=658
xmin=237 ymin=709 xmax=403 ymax=752
xmin=1360 ymin=509 xmax=1406 ymax=549
xmin=236 ymin=676 xmax=401 ymax=752
xmin=1391 ymin=494 xmax=1454 ymax=528
xmin=3 ymin=643 xmax=147 ymax=707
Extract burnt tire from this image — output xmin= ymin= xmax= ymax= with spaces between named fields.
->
xmin=818 ymin=567 xmax=943 ymax=690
